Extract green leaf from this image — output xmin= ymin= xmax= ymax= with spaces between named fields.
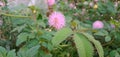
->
xmin=38 ymin=50 xmax=52 ymax=57
xmin=37 ymin=13 xmax=42 ymax=20
xmin=17 ymin=47 xmax=28 ymax=57
xmin=16 ymin=33 xmax=29 ymax=46
xmin=0 ymin=53 xmax=4 ymax=57
xmin=105 ymin=35 xmax=111 ymax=42
xmin=94 ymin=30 xmax=108 ymax=36
xmin=26 ymin=45 xmax=40 ymax=57
xmin=52 ymin=27 xmax=72 ymax=46
xmin=26 ymin=39 xmax=39 ymax=48
xmin=110 ymin=50 xmax=120 ymax=57
xmin=7 ymin=50 xmax=16 ymax=57
xmin=73 ymin=33 xmax=94 ymax=57
xmin=28 ymin=33 xmax=35 ymax=39
xmin=82 ymin=33 xmax=104 ymax=57
xmin=0 ymin=46 xmax=7 ymax=57
xmin=17 ymin=51 xmax=26 ymax=57
xmin=11 ymin=24 xmax=26 ymax=33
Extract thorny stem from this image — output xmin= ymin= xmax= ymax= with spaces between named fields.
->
xmin=59 ymin=45 xmax=70 ymax=47
xmin=76 ymin=29 xmax=97 ymax=32
xmin=1 ymin=13 xmax=31 ymax=18
xmin=33 ymin=13 xmax=36 ymax=21
xmin=102 ymin=37 xmax=114 ymax=46
xmin=31 ymin=10 xmax=39 ymax=33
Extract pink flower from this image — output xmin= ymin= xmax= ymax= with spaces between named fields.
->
xmin=69 ymin=3 xmax=76 ymax=9
xmin=28 ymin=0 xmax=35 ymax=6
xmin=69 ymin=3 xmax=74 ymax=8
xmin=0 ymin=1 xmax=4 ymax=7
xmin=48 ymin=11 xmax=65 ymax=30
xmin=92 ymin=20 xmax=104 ymax=29
xmin=114 ymin=2 xmax=118 ymax=8
xmin=89 ymin=2 xmax=94 ymax=7
xmin=47 ymin=0 xmax=55 ymax=6
xmin=94 ymin=0 xmax=98 ymax=2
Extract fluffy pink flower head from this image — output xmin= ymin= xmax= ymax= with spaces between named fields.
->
xmin=93 ymin=20 xmax=104 ymax=29
xmin=47 ymin=0 xmax=55 ymax=6
xmin=48 ymin=11 xmax=65 ymax=30
xmin=0 ymin=1 xmax=4 ymax=7
xmin=28 ymin=0 xmax=35 ymax=6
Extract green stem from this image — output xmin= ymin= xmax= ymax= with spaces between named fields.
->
xmin=1 ymin=13 xmax=31 ymax=18
xmin=76 ymin=29 xmax=97 ymax=32
xmin=59 ymin=45 xmax=69 ymax=47
xmin=102 ymin=37 xmax=114 ymax=46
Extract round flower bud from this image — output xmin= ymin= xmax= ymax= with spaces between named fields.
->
xmin=93 ymin=20 xmax=104 ymax=29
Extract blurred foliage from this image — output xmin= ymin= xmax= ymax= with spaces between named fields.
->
xmin=0 ymin=0 xmax=120 ymax=57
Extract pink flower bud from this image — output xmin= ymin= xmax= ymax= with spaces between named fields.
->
xmin=69 ymin=3 xmax=76 ymax=9
xmin=0 ymin=1 xmax=5 ymax=7
xmin=47 ymin=0 xmax=55 ymax=6
xmin=28 ymin=0 xmax=35 ymax=6
xmin=83 ymin=1 xmax=88 ymax=5
xmin=93 ymin=20 xmax=104 ymax=29
xmin=94 ymin=0 xmax=98 ymax=2
xmin=89 ymin=2 xmax=94 ymax=7
xmin=114 ymin=2 xmax=118 ymax=8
